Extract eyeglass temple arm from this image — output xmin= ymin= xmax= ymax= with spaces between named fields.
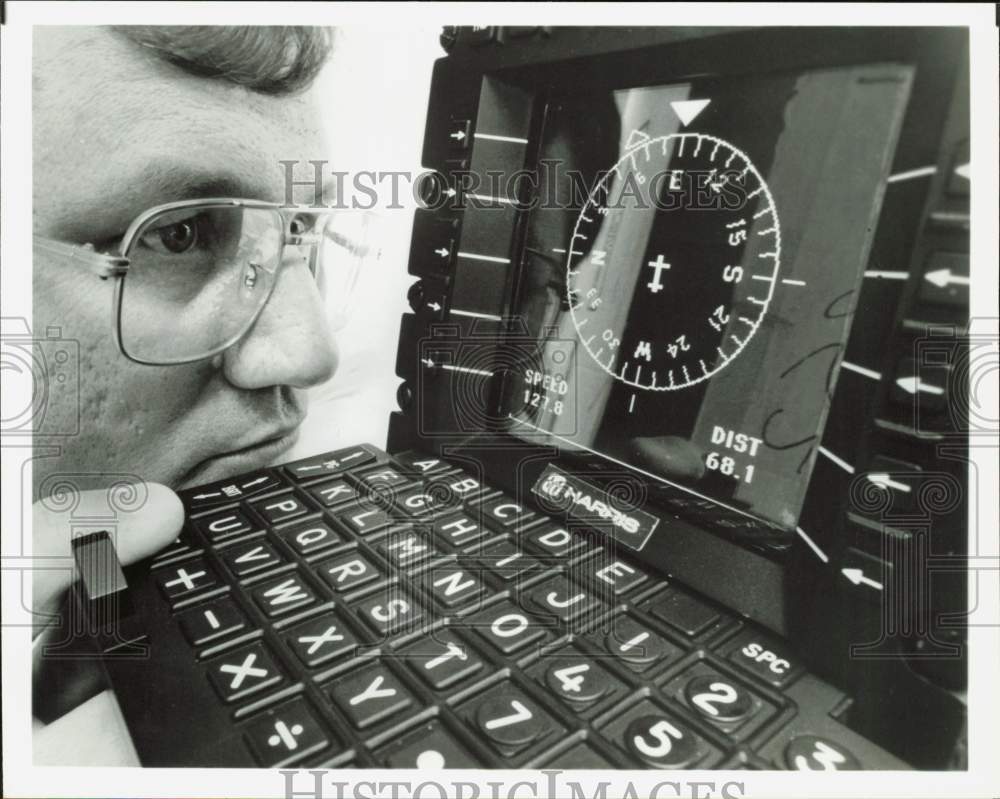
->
xmin=33 ymin=236 xmax=129 ymax=279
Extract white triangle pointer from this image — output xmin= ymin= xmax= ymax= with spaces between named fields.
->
xmin=670 ymin=99 xmax=711 ymax=126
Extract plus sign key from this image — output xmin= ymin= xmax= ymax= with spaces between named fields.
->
xmin=155 ymin=558 xmax=220 ymax=605
xmin=244 ymin=698 xmax=332 ymax=766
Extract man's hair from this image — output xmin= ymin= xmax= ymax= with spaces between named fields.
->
xmin=112 ymin=26 xmax=334 ymax=95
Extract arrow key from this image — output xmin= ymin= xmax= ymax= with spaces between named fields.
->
xmin=842 ymin=548 xmax=892 ymax=603
xmin=891 ymin=357 xmax=949 ymax=414
xmin=447 ymin=118 xmax=471 ymax=152
xmin=920 ymin=251 xmax=968 ymax=308
xmin=862 ymin=455 xmax=921 ymax=513
xmin=284 ymin=447 xmax=375 ymax=482
xmin=183 ymin=471 xmax=283 ymax=511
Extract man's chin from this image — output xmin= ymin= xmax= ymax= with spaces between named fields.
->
xmin=177 ymin=429 xmax=300 ymax=489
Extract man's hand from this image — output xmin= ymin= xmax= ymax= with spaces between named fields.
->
xmin=32 ymin=481 xmax=183 ymax=749
xmin=32 ymin=482 xmax=183 ymax=624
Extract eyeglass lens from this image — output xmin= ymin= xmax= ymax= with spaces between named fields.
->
xmin=117 ymin=204 xmax=377 ymax=364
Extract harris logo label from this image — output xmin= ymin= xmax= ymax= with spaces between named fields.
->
xmin=531 ymin=464 xmax=659 ymax=551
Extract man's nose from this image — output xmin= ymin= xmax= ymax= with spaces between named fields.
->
xmin=221 ymin=256 xmax=338 ymax=389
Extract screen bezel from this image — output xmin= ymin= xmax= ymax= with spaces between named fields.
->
xmin=392 ymin=26 xmax=969 ymax=631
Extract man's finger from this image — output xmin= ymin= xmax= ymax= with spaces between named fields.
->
xmin=32 ymin=482 xmax=183 ymax=621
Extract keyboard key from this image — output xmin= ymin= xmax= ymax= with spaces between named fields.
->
xmin=525 ymin=525 xmax=590 ymax=558
xmin=334 ymin=504 xmax=396 ymax=537
xmin=466 ymin=683 xmax=561 ymax=754
xmin=681 ymin=673 xmax=757 ymax=724
xmin=784 ymin=735 xmax=862 ymax=771
xmin=328 ymin=663 xmax=416 ymax=729
xmin=427 ymin=470 xmax=487 ymax=502
xmin=276 ymin=520 xmax=345 ymax=558
xmin=399 ymin=630 xmax=484 ymax=690
xmin=422 ymin=564 xmax=488 ymax=611
xmin=251 ymin=494 xmax=309 ymax=526
xmin=250 ymin=573 xmax=316 ymax=618
xmin=538 ymin=648 xmax=626 ymax=710
xmin=354 ymin=465 xmax=411 ymax=490
xmin=393 ymin=485 xmax=456 ymax=519
xmin=194 ymin=509 xmax=256 ymax=543
xmin=244 ymin=697 xmax=331 ymax=766
xmin=468 ymin=601 xmax=548 ymax=656
xmin=315 ymin=551 xmax=384 ymax=594
xmin=304 ymin=479 xmax=358 ymax=508
xmin=644 ymin=587 xmax=721 ymax=637
xmin=156 ymin=559 xmax=220 ymax=603
xmin=221 ymin=539 xmax=285 ymax=578
xmin=379 ymin=720 xmax=482 ymax=768
xmin=606 ymin=704 xmax=704 ymax=768
xmin=477 ymin=538 xmax=539 ymax=582
xmin=586 ymin=556 xmax=647 ymax=597
xmin=392 ymin=451 xmax=452 ymax=477
xmin=286 ymin=612 xmax=361 ymax=668
xmin=469 ymin=494 xmax=535 ymax=530
xmin=375 ymin=530 xmax=441 ymax=569
xmin=185 ymin=471 xmax=283 ymax=510
xmin=178 ymin=599 xmax=246 ymax=648
xmin=598 ymin=615 xmax=682 ymax=673
xmin=356 ymin=591 xmax=425 ymax=636
xmin=526 ymin=574 xmax=602 ymax=626
xmin=723 ymin=630 xmax=803 ymax=688
xmin=208 ymin=643 xmax=283 ymax=703
xmin=284 ymin=447 xmax=374 ymax=482
xmin=432 ymin=512 xmax=489 ymax=550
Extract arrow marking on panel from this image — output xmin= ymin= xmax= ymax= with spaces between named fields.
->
xmin=670 ymin=99 xmax=712 ymax=126
xmin=867 ymin=473 xmax=911 ymax=493
xmin=924 ymin=268 xmax=969 ymax=289
xmin=842 ymin=568 xmax=883 ymax=591
xmin=896 ymin=376 xmax=944 ymax=396
xmin=864 ymin=269 xmax=908 ymax=280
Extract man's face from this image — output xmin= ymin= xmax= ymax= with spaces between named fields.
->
xmin=32 ymin=27 xmax=338 ymax=493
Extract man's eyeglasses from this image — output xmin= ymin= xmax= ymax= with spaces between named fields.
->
xmin=33 ymin=198 xmax=379 ymax=365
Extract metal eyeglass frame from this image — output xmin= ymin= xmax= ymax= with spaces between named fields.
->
xmin=33 ymin=198 xmax=337 ymax=366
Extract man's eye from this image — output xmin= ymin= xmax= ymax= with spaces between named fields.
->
xmin=289 ymin=213 xmax=317 ymax=236
xmin=138 ymin=215 xmax=202 ymax=254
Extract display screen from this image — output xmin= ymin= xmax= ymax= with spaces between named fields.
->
xmin=508 ymin=64 xmax=913 ymax=530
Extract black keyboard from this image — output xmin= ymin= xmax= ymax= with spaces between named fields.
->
xmin=82 ymin=444 xmax=906 ymax=769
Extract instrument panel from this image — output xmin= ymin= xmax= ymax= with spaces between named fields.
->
xmin=509 ymin=68 xmax=914 ymax=533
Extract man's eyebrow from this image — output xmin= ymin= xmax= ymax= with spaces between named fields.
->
xmin=111 ymin=166 xmax=343 ymax=217
xmin=137 ymin=168 xmax=276 ymax=205
xmin=64 ymin=165 xmax=343 ymax=246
